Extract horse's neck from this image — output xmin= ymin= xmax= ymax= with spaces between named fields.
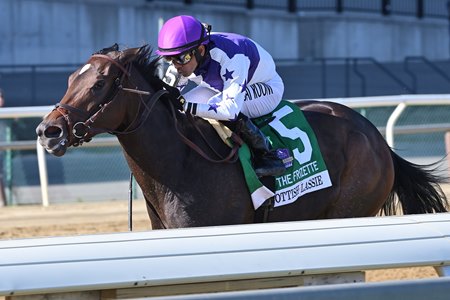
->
xmin=117 ymin=109 xmax=195 ymax=228
xmin=118 ymin=69 xmax=184 ymax=182
xmin=118 ymin=102 xmax=182 ymax=173
xmin=119 ymin=110 xmax=254 ymax=227
xmin=115 ymin=84 xmax=248 ymax=227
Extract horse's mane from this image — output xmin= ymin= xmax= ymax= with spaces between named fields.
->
xmin=95 ymin=43 xmax=165 ymax=87
xmin=94 ymin=44 xmax=182 ymax=114
xmin=129 ymin=46 xmax=179 ymax=108
xmin=130 ymin=45 xmax=164 ymax=84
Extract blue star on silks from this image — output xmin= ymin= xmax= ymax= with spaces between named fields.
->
xmin=208 ymin=103 xmax=220 ymax=113
xmin=239 ymin=79 xmax=248 ymax=92
xmin=223 ymin=69 xmax=234 ymax=81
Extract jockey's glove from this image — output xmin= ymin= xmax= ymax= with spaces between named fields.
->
xmin=164 ymin=84 xmax=185 ymax=111
xmin=172 ymin=95 xmax=186 ymax=111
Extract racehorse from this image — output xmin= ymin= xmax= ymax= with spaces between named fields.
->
xmin=36 ymin=45 xmax=448 ymax=229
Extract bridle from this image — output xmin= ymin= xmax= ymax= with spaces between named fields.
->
xmin=53 ymin=54 xmax=168 ymax=147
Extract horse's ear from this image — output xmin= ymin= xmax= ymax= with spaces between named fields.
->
xmin=94 ymin=43 xmax=119 ymax=55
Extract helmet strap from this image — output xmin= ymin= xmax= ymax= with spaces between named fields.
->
xmin=193 ymin=47 xmax=206 ymax=71
xmin=193 ymin=23 xmax=210 ymax=68
xmin=192 ymin=22 xmax=211 ymax=72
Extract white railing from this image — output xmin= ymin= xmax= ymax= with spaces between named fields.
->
xmin=291 ymin=94 xmax=450 ymax=147
xmin=2 ymin=94 xmax=450 ymax=206
xmin=1 ymin=213 xmax=449 ymax=299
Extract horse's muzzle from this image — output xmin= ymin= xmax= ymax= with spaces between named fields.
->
xmin=36 ymin=121 xmax=69 ymax=157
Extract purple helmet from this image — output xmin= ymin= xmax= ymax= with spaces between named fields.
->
xmin=156 ymin=15 xmax=210 ymax=56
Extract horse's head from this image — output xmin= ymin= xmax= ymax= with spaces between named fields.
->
xmin=36 ymin=44 xmax=166 ymax=156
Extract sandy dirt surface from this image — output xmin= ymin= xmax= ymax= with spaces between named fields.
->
xmin=0 ymin=198 xmax=442 ymax=283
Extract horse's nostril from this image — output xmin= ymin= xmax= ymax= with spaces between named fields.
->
xmin=44 ymin=126 xmax=63 ymax=139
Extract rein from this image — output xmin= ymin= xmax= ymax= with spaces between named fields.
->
xmin=121 ymin=86 xmax=241 ymax=163
xmin=169 ymin=104 xmax=242 ymax=163
xmin=120 ymin=86 xmax=242 ymax=163
xmin=55 ymin=53 xmax=241 ymax=160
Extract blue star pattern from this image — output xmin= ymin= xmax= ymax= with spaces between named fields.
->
xmin=208 ymin=103 xmax=220 ymax=113
xmin=223 ymin=69 xmax=234 ymax=81
xmin=239 ymin=79 xmax=248 ymax=93
xmin=187 ymin=44 xmax=267 ymax=120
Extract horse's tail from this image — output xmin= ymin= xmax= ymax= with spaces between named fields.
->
xmin=383 ymin=150 xmax=449 ymax=215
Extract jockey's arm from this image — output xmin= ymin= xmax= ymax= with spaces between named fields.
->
xmin=183 ymin=55 xmax=250 ymax=121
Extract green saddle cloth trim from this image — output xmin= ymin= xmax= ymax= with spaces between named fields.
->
xmin=239 ymin=100 xmax=332 ymax=210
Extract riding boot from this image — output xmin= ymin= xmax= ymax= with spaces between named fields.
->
xmin=236 ymin=117 xmax=286 ymax=178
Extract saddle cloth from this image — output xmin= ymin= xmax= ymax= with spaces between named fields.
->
xmin=209 ymin=100 xmax=332 ymax=210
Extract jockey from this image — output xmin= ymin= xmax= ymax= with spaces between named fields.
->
xmin=156 ymin=15 xmax=285 ymax=178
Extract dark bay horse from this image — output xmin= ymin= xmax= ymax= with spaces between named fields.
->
xmin=36 ymin=45 xmax=448 ymax=229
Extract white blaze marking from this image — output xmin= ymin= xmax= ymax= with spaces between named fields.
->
xmin=79 ymin=64 xmax=91 ymax=75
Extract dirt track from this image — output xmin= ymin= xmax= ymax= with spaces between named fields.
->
xmin=0 ymin=199 xmax=440 ymax=282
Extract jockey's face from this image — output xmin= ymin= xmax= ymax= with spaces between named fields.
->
xmin=171 ymin=45 xmax=205 ymax=77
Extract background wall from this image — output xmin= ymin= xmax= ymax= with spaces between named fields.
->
xmin=0 ymin=0 xmax=449 ymax=65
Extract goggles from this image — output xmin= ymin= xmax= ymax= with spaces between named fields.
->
xmin=164 ymin=50 xmax=194 ymax=65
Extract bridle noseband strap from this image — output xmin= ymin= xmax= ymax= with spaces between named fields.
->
xmin=56 ymin=103 xmax=91 ymax=119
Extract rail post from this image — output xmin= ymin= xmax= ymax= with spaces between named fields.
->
xmin=36 ymin=140 xmax=49 ymax=207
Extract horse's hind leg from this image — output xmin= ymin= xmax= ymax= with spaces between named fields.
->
xmin=327 ymin=131 xmax=394 ymax=218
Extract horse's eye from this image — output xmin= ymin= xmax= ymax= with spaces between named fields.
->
xmin=93 ymin=80 xmax=105 ymax=90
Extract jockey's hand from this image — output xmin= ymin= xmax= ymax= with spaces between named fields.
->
xmin=164 ymin=84 xmax=185 ymax=111
xmin=171 ymin=95 xmax=186 ymax=111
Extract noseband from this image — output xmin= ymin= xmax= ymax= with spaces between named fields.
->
xmin=53 ymin=54 xmax=167 ymax=147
